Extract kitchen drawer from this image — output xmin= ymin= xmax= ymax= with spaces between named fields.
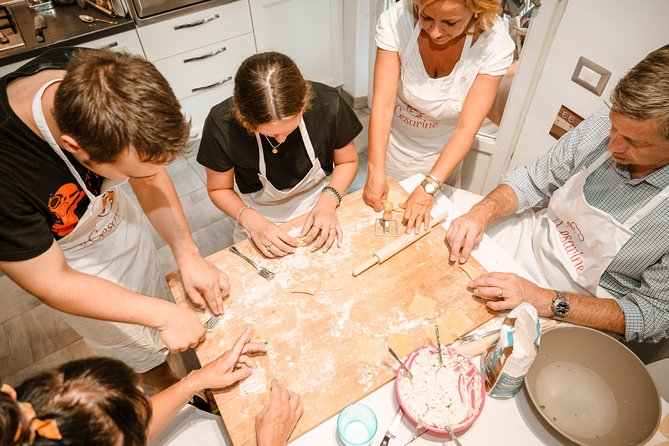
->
xmin=77 ymin=30 xmax=145 ymax=58
xmin=180 ymin=80 xmax=235 ymax=138
xmin=154 ymin=32 xmax=255 ymax=97
xmin=137 ymin=0 xmax=253 ymax=62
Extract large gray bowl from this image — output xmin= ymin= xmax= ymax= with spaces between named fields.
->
xmin=525 ymin=326 xmax=661 ymax=446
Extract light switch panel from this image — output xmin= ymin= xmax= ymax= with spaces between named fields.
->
xmin=571 ymin=56 xmax=611 ymax=96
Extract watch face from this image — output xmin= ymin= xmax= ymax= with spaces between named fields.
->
xmin=553 ymin=298 xmax=570 ymax=318
xmin=422 ymin=180 xmax=438 ymax=195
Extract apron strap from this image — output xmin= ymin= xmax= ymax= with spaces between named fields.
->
xmin=624 ymin=183 xmax=669 ymax=227
xmin=32 ymin=79 xmax=96 ymax=201
xmin=586 ymin=151 xmax=669 ymax=228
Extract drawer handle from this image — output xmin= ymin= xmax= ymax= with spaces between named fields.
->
xmin=98 ymin=42 xmax=119 ymax=50
xmin=174 ymin=13 xmax=220 ymax=30
xmin=183 ymin=46 xmax=227 ymax=63
xmin=192 ymin=76 xmax=233 ymax=93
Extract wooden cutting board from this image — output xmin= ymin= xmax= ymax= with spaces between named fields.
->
xmin=167 ymin=180 xmax=495 ymax=445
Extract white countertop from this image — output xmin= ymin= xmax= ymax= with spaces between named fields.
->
xmin=291 ymin=175 xmax=669 ymax=446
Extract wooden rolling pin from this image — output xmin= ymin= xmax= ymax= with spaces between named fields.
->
xmin=453 ymin=319 xmax=558 ymax=357
xmin=352 ymin=211 xmax=449 ymax=276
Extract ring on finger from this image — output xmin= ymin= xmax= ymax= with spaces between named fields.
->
xmin=498 ymin=287 xmax=503 ymax=298
xmin=265 ymin=244 xmax=272 ymax=251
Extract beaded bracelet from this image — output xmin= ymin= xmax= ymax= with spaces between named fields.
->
xmin=321 ymin=185 xmax=342 ymax=207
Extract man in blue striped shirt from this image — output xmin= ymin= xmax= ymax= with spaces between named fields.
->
xmin=446 ymin=45 xmax=669 ymax=361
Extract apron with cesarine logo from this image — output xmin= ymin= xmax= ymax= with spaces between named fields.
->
xmin=32 ymin=79 xmax=168 ymax=372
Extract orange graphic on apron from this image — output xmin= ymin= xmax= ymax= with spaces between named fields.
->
xmin=48 ymin=183 xmax=85 ymax=236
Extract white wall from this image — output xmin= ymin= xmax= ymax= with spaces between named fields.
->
xmin=509 ymin=0 xmax=669 ymax=168
xmin=342 ymin=0 xmax=371 ymax=99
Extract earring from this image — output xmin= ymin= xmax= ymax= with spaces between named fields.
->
xmin=474 ymin=13 xmax=479 ymax=18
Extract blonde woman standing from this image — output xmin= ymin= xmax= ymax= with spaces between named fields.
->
xmin=363 ymin=0 xmax=514 ymax=233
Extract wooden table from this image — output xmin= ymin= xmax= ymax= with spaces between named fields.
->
xmin=167 ymin=181 xmax=494 ymax=445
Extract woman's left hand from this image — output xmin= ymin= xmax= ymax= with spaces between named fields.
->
xmin=300 ymin=193 xmax=342 ymax=252
xmin=469 ymin=272 xmax=554 ymax=317
xmin=192 ymin=325 xmax=267 ymax=391
xmin=401 ymin=186 xmax=434 ymax=234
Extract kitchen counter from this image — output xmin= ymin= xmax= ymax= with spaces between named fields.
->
xmin=0 ymin=1 xmax=134 ymax=67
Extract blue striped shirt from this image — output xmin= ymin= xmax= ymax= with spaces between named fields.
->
xmin=502 ymin=108 xmax=669 ymax=342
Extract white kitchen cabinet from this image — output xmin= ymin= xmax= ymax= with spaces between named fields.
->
xmin=77 ymin=29 xmax=145 ymax=56
xmin=0 ymin=29 xmax=145 ymax=78
xmin=135 ymin=0 xmax=256 ymax=138
xmin=249 ymin=0 xmax=343 ymax=87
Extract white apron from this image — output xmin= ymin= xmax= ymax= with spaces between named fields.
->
xmin=233 ymin=119 xmax=329 ymax=242
xmin=488 ymin=152 xmax=669 ymax=297
xmin=33 ymin=80 xmax=167 ymax=373
xmin=386 ymin=21 xmax=473 ymax=183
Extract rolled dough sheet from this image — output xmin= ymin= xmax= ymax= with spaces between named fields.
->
xmin=387 ymin=332 xmax=416 ymax=360
xmin=290 ymin=279 xmax=321 ymax=295
xmin=239 ymin=368 xmax=267 ymax=396
xmin=407 ymin=294 xmax=437 ymax=319
xmin=459 ymin=261 xmax=482 ymax=280
xmin=440 ymin=309 xmax=473 ymax=338
xmin=424 ymin=322 xmax=457 ymax=347
xmin=660 ymin=412 xmax=669 ymax=438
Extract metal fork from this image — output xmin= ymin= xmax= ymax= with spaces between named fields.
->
xmin=445 ymin=426 xmax=463 ymax=446
xmin=457 ymin=328 xmax=500 ymax=343
xmin=203 ymin=314 xmax=222 ymax=333
xmin=229 ymin=246 xmax=275 ymax=280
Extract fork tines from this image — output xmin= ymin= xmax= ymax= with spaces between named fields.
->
xmin=203 ymin=315 xmax=222 ymax=332
xmin=259 ymin=268 xmax=275 ymax=280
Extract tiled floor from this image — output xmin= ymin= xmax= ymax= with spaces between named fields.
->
xmin=143 ymin=108 xmax=371 ymax=278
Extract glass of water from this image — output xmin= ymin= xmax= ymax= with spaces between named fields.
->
xmin=337 ymin=403 xmax=378 ymax=446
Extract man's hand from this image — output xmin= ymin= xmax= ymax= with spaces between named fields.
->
xmin=469 ymin=272 xmax=553 ymax=316
xmin=446 ymin=209 xmax=489 ymax=263
xmin=178 ymin=253 xmax=229 ymax=315
xmin=191 ymin=325 xmax=267 ymax=390
xmin=241 ymin=210 xmax=297 ymax=258
xmin=255 ymin=379 xmax=303 ymax=446
xmin=401 ymin=185 xmax=434 ymax=234
xmin=156 ymin=304 xmax=206 ymax=352
xmin=363 ymin=173 xmax=388 ymax=212
xmin=300 ymin=193 xmax=342 ymax=253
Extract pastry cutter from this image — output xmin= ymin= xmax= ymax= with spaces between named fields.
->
xmin=375 ymin=201 xmax=398 ymax=237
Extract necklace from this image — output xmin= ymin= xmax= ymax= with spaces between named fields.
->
xmin=263 ymin=134 xmax=281 ymax=154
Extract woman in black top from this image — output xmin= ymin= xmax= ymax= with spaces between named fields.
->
xmin=198 ymin=52 xmax=361 ymax=257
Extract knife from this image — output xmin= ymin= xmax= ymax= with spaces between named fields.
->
xmin=380 ymin=408 xmax=403 ymax=446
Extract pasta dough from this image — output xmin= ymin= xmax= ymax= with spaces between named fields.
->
xmin=239 ymin=368 xmax=267 ymax=396
xmin=441 ymin=309 xmax=473 ymax=338
xmin=387 ymin=332 xmax=416 ymax=359
xmin=407 ymin=294 xmax=437 ymax=319
xmin=459 ymin=261 xmax=481 ymax=280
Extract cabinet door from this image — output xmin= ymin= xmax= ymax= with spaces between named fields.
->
xmin=249 ymin=0 xmax=343 ymax=87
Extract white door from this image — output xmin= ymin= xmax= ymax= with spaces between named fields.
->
xmin=249 ymin=0 xmax=344 ymax=87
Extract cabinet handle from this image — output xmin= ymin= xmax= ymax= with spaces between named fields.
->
xmin=98 ymin=42 xmax=119 ymax=50
xmin=174 ymin=13 xmax=220 ymax=30
xmin=192 ymin=76 xmax=233 ymax=93
xmin=183 ymin=46 xmax=227 ymax=63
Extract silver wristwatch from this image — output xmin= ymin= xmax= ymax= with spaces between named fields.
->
xmin=420 ymin=178 xmax=440 ymax=196
xmin=551 ymin=290 xmax=570 ymax=319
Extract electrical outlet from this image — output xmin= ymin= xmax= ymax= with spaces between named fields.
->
xmin=571 ymin=56 xmax=611 ymax=96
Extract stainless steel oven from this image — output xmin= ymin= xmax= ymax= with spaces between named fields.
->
xmin=127 ymin=0 xmax=236 ymax=26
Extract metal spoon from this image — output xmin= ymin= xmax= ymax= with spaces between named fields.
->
xmin=78 ymin=14 xmax=117 ymax=24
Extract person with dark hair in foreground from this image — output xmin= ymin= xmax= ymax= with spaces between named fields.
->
xmin=446 ymin=45 xmax=669 ymax=362
xmin=0 ymin=326 xmax=302 ymax=446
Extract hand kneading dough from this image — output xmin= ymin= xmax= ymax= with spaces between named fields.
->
xmin=240 ymin=368 xmax=267 ymax=396
xmin=407 ymin=294 xmax=437 ymax=319
xmin=387 ymin=333 xmax=416 ymax=359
